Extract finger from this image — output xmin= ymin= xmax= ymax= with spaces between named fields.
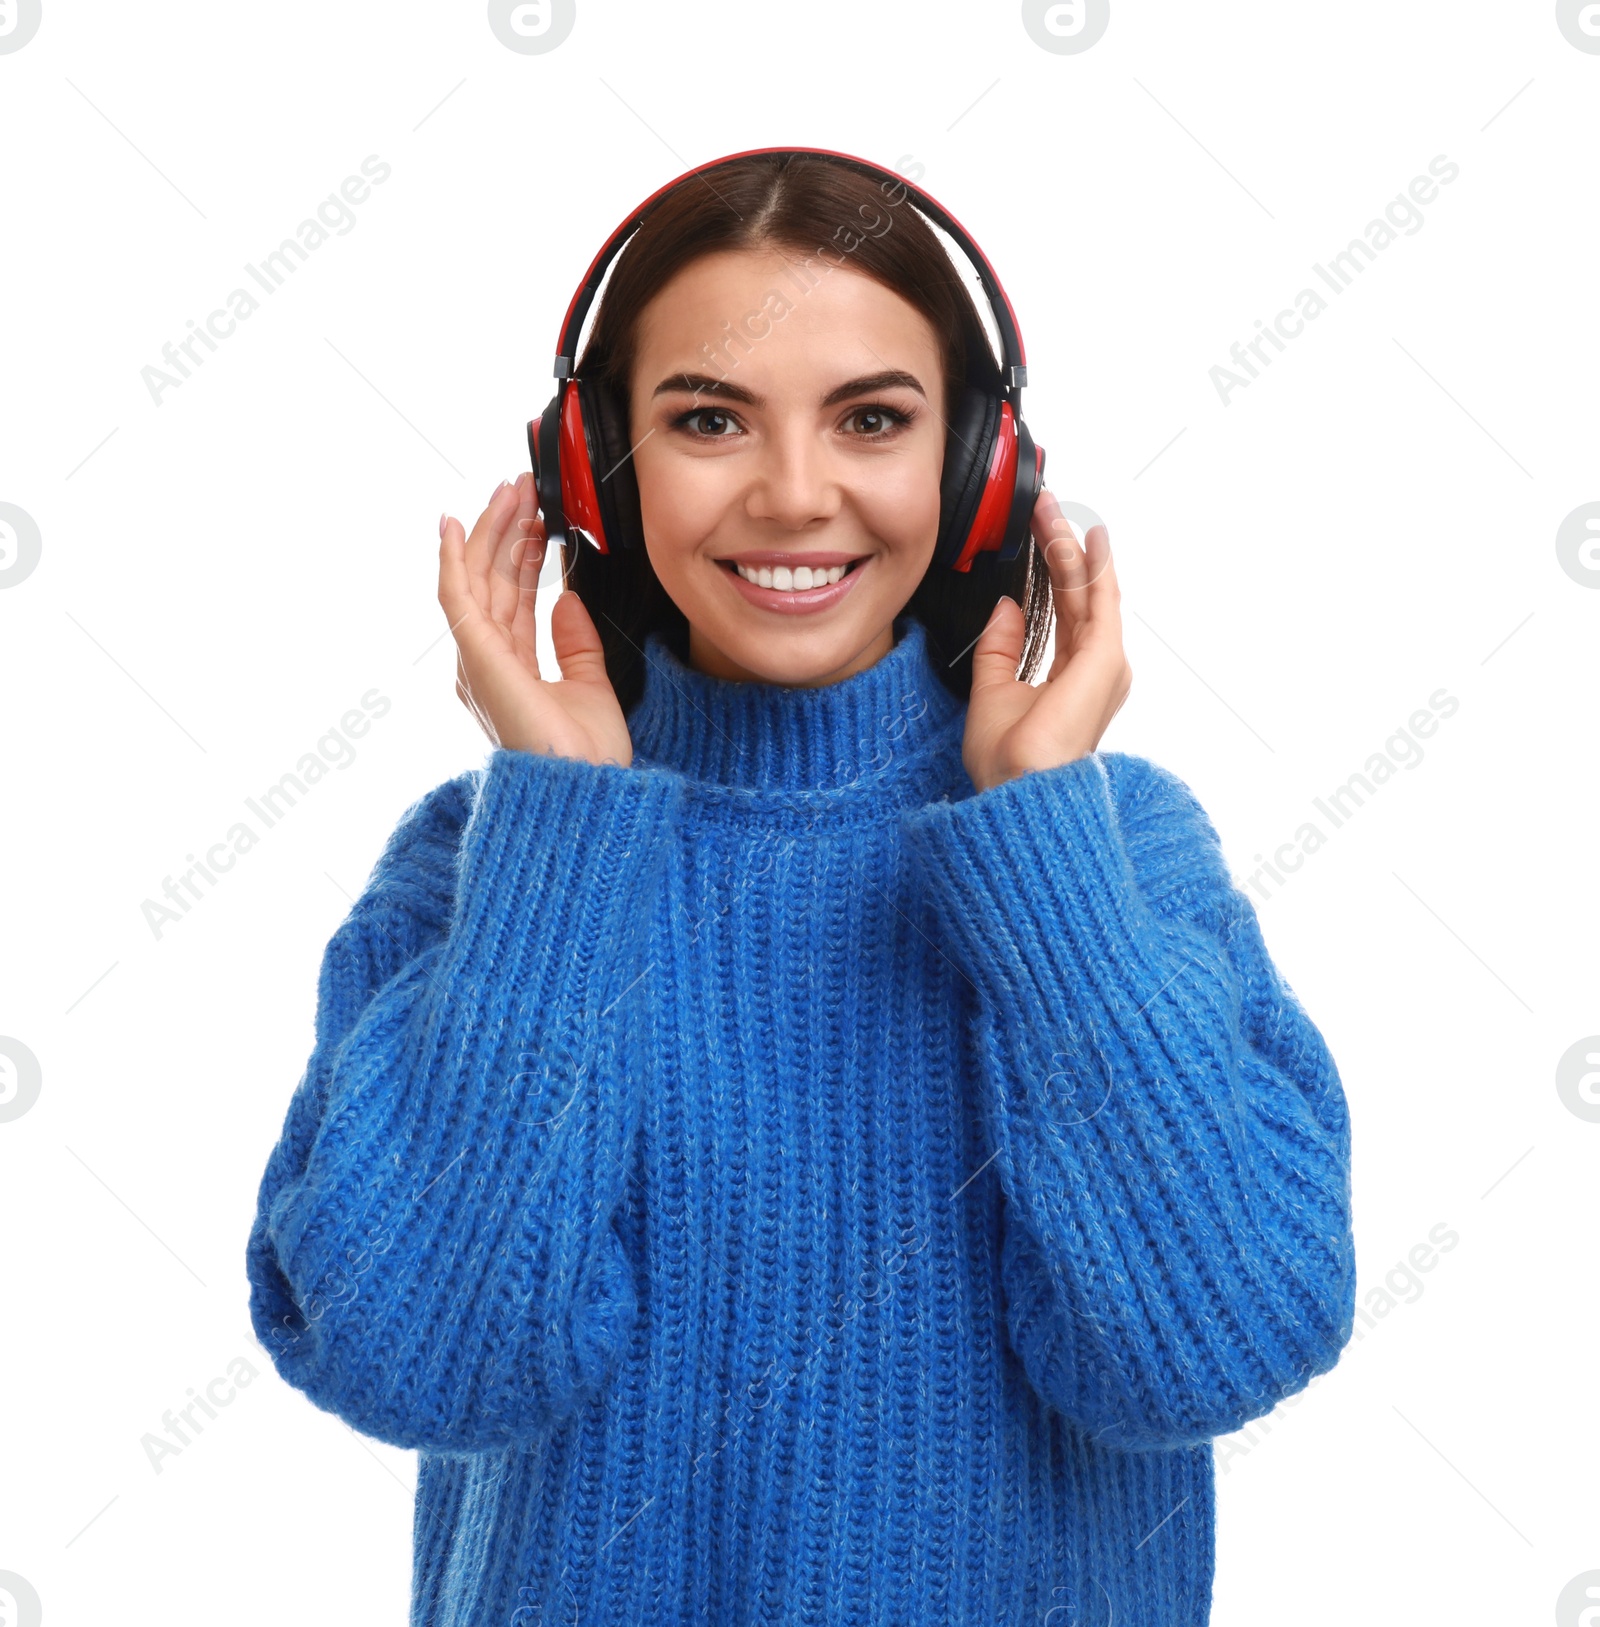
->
xmin=487 ymin=473 xmax=533 ymax=627
xmin=464 ymin=479 xmax=518 ymax=611
xmin=441 ymin=517 xmax=515 ymax=746
xmin=1032 ymin=492 xmax=1091 ymax=675
xmin=968 ymin=592 xmax=1027 ymax=699
xmin=1034 ymin=491 xmax=1088 ymax=605
xmin=1078 ymin=524 xmax=1123 ymax=648
xmin=509 ymin=504 xmax=547 ymax=660
xmin=438 ymin=514 xmax=484 ymax=637
xmin=440 ymin=513 xmax=514 ymax=705
xmin=1029 ymin=634 xmax=1129 ymax=748
xmin=1034 ymin=492 xmax=1089 ymax=648
xmin=547 ymin=588 xmax=611 ymax=687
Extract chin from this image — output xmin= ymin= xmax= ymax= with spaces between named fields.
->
xmin=697 ymin=608 xmax=900 ymax=688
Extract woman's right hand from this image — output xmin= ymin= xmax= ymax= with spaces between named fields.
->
xmin=438 ymin=471 xmax=634 ymax=767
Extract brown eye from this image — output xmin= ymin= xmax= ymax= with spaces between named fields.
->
xmin=844 ymin=404 xmax=914 ymax=438
xmin=674 ymin=408 xmax=742 ymax=439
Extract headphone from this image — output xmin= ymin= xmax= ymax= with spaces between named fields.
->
xmin=528 ymin=145 xmax=1045 ymax=574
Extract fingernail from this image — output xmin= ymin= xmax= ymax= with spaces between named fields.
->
xmin=439 ymin=512 xmax=448 ymax=539
xmin=489 ymin=480 xmax=508 ymax=504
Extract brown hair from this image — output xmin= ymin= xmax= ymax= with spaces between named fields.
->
xmin=560 ymin=151 xmax=1055 ymax=716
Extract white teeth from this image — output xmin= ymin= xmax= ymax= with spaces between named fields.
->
xmin=735 ymin=561 xmax=850 ymax=590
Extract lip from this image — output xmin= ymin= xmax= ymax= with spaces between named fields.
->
xmin=718 ymin=554 xmax=871 ymax=615
xmin=713 ymin=549 xmax=867 ymax=569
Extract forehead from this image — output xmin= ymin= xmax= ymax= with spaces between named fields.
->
xmin=631 ymin=247 xmax=942 ymax=387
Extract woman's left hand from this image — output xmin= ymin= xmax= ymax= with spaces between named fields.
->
xmin=961 ymin=490 xmax=1133 ymax=794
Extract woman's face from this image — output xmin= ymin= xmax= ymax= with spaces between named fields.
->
xmin=627 ymin=247 xmax=946 ymax=686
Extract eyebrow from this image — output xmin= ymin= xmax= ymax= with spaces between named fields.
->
xmin=651 ymin=369 xmax=928 ymax=409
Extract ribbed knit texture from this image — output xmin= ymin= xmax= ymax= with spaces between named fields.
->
xmin=246 ymin=612 xmax=1356 ymax=1626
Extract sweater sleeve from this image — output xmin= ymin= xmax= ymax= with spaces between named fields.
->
xmin=245 ymin=746 xmax=684 ymax=1453
xmin=899 ymin=749 xmax=1356 ymax=1451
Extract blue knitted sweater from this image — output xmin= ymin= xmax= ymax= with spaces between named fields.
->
xmin=246 ymin=613 xmax=1355 ymax=1626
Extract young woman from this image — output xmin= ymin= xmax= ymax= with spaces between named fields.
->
xmin=246 ymin=150 xmax=1356 ymax=1626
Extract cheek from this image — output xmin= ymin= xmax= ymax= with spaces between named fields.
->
xmin=855 ymin=451 xmax=943 ymax=547
xmin=635 ymin=445 xmax=730 ymax=539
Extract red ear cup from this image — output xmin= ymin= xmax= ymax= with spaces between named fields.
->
xmin=937 ymin=395 xmax=1046 ymax=573
xmin=934 ymin=383 xmax=999 ymax=571
xmin=531 ymin=378 xmax=643 ymax=556
xmin=558 ymin=380 xmax=607 ymax=552
xmin=950 ymin=398 xmax=1019 ymax=573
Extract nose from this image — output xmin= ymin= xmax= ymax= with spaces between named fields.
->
xmin=742 ymin=420 xmax=844 ymax=532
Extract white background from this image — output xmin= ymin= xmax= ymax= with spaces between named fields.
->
xmin=2 ymin=2 xmax=1596 ymax=1622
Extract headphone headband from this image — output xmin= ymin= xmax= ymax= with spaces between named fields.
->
xmin=551 ymin=145 xmax=1028 ymax=392
xmin=533 ymin=145 xmax=1045 ymax=573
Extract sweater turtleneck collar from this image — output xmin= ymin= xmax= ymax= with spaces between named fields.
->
xmin=627 ymin=614 xmax=965 ymax=795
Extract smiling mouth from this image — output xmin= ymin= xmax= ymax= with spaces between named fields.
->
xmin=717 ymin=558 xmax=868 ymax=592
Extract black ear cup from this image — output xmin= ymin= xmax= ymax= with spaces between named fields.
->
xmin=934 ymin=383 xmax=1001 ymax=570
xmin=534 ymin=393 xmax=566 ymax=542
xmin=1003 ymin=418 xmax=1045 ymax=564
xmin=576 ymin=376 xmax=644 ymax=552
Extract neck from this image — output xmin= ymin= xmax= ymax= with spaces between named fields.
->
xmin=628 ymin=614 xmax=964 ymax=798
